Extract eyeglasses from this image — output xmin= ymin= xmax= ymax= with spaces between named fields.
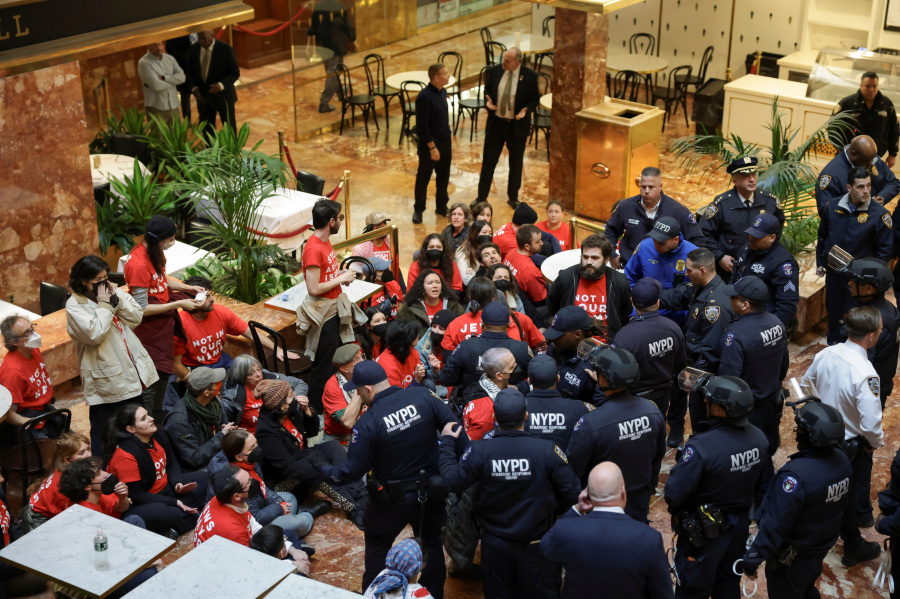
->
xmin=16 ymin=325 xmax=37 ymax=339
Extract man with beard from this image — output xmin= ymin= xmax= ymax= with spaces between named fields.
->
xmin=173 ymin=277 xmax=300 ymax=382
xmin=547 ymin=234 xmax=632 ymax=340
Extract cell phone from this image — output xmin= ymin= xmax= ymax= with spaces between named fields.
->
xmin=195 ymin=291 xmax=208 ymax=302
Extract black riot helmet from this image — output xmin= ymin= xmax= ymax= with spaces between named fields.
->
xmin=847 ymin=257 xmax=893 ymax=296
xmin=582 ymin=343 xmax=640 ymax=389
xmin=701 ymin=376 xmax=754 ymax=419
xmin=795 ymin=401 xmax=845 ymax=449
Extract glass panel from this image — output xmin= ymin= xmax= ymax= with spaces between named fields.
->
xmin=807 ymin=48 xmax=900 ymax=107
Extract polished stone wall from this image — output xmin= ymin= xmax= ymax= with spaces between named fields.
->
xmin=80 ymin=47 xmax=146 ymax=132
xmin=0 ymin=62 xmax=98 ymax=313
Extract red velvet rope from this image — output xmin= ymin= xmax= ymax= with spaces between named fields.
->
xmin=234 ymin=7 xmax=309 ymax=36
xmin=248 ymin=222 xmax=312 ymax=239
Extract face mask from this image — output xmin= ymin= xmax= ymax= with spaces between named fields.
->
xmin=100 ymin=474 xmax=119 ymax=495
xmin=494 ymin=279 xmax=511 ymax=292
xmin=372 ymin=323 xmax=388 ymax=338
xmin=379 ymin=269 xmax=395 ymax=283
xmin=91 ymin=281 xmax=108 ymax=294
xmin=431 ymin=332 xmax=444 ymax=347
xmin=245 ymin=446 xmax=264 ymax=465
xmin=477 ymin=235 xmax=493 ymax=246
xmin=247 ymin=478 xmax=261 ymax=498
xmin=24 ymin=331 xmax=42 ymax=349
xmin=161 ymin=240 xmax=176 ymax=251
xmin=425 ymin=249 xmax=444 ymax=262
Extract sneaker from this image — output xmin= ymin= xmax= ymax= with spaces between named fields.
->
xmin=412 ymin=210 xmax=423 ymax=224
xmin=666 ymin=423 xmax=684 ymax=448
xmin=318 ymin=104 xmax=335 ymax=113
xmin=841 ymin=540 xmax=881 ymax=567
xmin=435 ymin=206 xmax=448 ymax=217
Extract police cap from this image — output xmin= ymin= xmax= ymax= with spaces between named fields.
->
xmin=493 ymin=388 xmax=527 ymax=424
xmin=745 ymin=213 xmax=781 ymax=238
xmin=632 ymin=277 xmax=662 ymax=307
xmin=726 ymin=156 xmax=758 ymax=175
xmin=342 ymin=360 xmax=388 ymax=392
xmin=648 ymin=217 xmax=680 ymax=242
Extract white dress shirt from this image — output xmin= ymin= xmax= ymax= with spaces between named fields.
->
xmin=496 ymin=66 xmax=521 ymax=120
xmin=137 ymin=51 xmax=185 ymax=111
xmin=804 ymin=340 xmax=884 ymax=448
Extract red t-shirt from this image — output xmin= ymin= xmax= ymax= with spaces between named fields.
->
xmin=463 ymin=395 xmax=494 ymax=441
xmin=194 ymin=498 xmax=253 ymax=547
xmin=302 ymin=235 xmax=341 ymax=300
xmin=493 ymin=223 xmax=518 ymax=259
xmin=575 ymin=276 xmax=608 ymax=321
xmin=29 ymin=470 xmax=71 ymax=517
xmin=0 ymin=349 xmax=53 ymax=410
xmin=503 ymin=251 xmax=548 ymax=303
xmin=239 ymin=386 xmax=262 ymax=434
xmin=377 ymin=348 xmax=421 ymax=388
xmin=536 ymin=221 xmax=572 ymax=251
xmin=108 ymin=441 xmax=168 ymax=494
xmin=322 ymin=374 xmax=354 ymax=438
xmin=407 ymin=262 xmax=463 ymax=292
xmin=124 ymin=243 xmax=169 ymax=301
xmin=441 ymin=311 xmax=545 ymax=353
xmin=282 ymin=417 xmax=306 ymax=450
xmin=78 ymin=495 xmax=121 ymax=517
xmin=368 ymin=281 xmax=404 ymax=319
xmin=175 ymin=305 xmax=248 ymax=367
xmin=352 ymin=238 xmax=392 ymax=262
xmin=423 ymin=301 xmax=443 ymax=321
xmin=0 ymin=500 xmax=9 ymax=546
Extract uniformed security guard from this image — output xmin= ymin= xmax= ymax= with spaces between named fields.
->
xmin=720 ymin=276 xmax=789 ymax=454
xmin=804 ymin=305 xmax=884 ymax=565
xmin=525 ymin=354 xmax=592 ymax=449
xmin=660 ymin=247 xmax=734 ymax=438
xmin=816 ymin=135 xmax=900 ymax=210
xmin=625 ymin=217 xmax=699 ymax=326
xmin=847 ymin=257 xmax=900 ymax=407
xmin=816 ymin=166 xmax=893 ymax=345
xmin=836 ymin=72 xmax=900 ymax=166
xmin=741 ymin=401 xmax=852 ymax=599
xmin=699 ymin=156 xmax=784 ymax=279
xmin=566 ymin=345 xmax=665 ymax=523
xmin=612 ymin=277 xmax=686 ymax=446
xmin=730 ymin=213 xmax=800 ymax=329
xmin=604 ymin=166 xmax=708 ymax=268
xmin=439 ymin=388 xmax=581 ymax=599
xmin=321 ymin=361 xmax=460 ymax=598
xmin=664 ymin=375 xmax=771 ymax=599
xmin=439 ymin=302 xmax=532 ymax=392
xmin=543 ymin=305 xmax=599 ymax=402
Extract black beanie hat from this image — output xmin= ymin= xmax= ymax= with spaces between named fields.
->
xmin=145 ymin=215 xmax=177 ymax=242
xmin=512 ymin=203 xmax=538 ymax=226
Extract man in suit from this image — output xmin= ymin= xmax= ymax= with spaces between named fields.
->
xmin=187 ymin=30 xmax=240 ymax=138
xmin=475 ymin=48 xmax=540 ymax=210
xmin=166 ymin=35 xmax=194 ymax=123
xmin=541 ymin=462 xmax=674 ymax=599
xmin=308 ymin=0 xmax=356 ymax=113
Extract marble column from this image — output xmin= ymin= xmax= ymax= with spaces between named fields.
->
xmin=0 ymin=63 xmax=98 ymax=313
xmin=548 ymin=8 xmax=609 ymax=211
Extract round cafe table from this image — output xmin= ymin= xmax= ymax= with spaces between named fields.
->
xmin=606 ymin=54 xmax=669 ymax=105
xmin=541 ymin=249 xmax=582 ymax=283
xmin=494 ymin=34 xmax=554 ymax=55
xmin=90 ymin=154 xmax=150 ymax=189
xmin=540 ymin=93 xmax=552 ymax=111
xmin=385 ymin=71 xmax=457 ymax=90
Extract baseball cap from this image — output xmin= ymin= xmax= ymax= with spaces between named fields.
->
xmin=493 ymin=388 xmax=527 ymax=423
xmin=332 ymin=343 xmax=362 ymax=367
xmin=723 ymin=276 xmax=769 ymax=301
xmin=512 ymin=203 xmax=538 ymax=226
xmin=482 ymin=302 xmax=510 ymax=326
xmin=187 ymin=367 xmax=226 ymax=388
xmin=342 ymin=360 xmax=388 ymax=392
xmin=648 ymin=217 xmax=680 ymax=243
xmin=744 ymin=213 xmax=781 ymax=238
xmin=369 ymin=256 xmax=392 ymax=271
xmin=528 ymin=354 xmax=558 ymax=389
xmin=544 ymin=305 xmax=592 ymax=341
xmin=632 ymin=277 xmax=662 ymax=307
xmin=365 ymin=212 xmax=391 ymax=227
xmin=726 ymin=156 xmax=759 ymax=175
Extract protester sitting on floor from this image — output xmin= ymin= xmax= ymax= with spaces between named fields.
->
xmin=163 ymin=367 xmax=233 ymax=472
xmin=407 ymin=234 xmax=464 ymax=295
xmin=364 ymin=257 xmax=405 ymax=320
xmin=24 ymin=432 xmax=92 ymax=530
xmin=220 ymin=354 xmax=309 ymax=435
xmin=441 ymin=202 xmax=472 ymax=251
xmin=397 ymin=270 xmax=465 ymax=338
xmin=253 ymin=379 xmax=367 ymax=529
xmin=249 ymin=524 xmax=311 ymax=577
xmin=0 ymin=472 xmax=54 ymax=599
xmin=104 ymin=404 xmax=207 ymax=537
xmin=322 ymin=344 xmax=366 ymax=445
xmin=475 ymin=242 xmax=502 ymax=280
xmin=357 ymin=306 xmax=388 ymax=360
xmin=415 ymin=309 xmax=457 ymax=398
xmin=377 ymin=319 xmax=424 ymax=389
xmin=472 ymin=201 xmax=493 ymax=226
xmin=456 ymin=220 xmax=493 ymax=287
xmin=363 ymin=538 xmax=434 ymax=599
xmin=487 ymin=263 xmax=525 ymax=314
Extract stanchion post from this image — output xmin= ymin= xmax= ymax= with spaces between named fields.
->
xmin=569 ymin=217 xmax=577 ymax=250
xmin=343 ymin=170 xmax=351 ymax=240
xmin=390 ymin=225 xmax=400 ymax=283
xmin=101 ymin=77 xmax=111 ymax=118
xmin=93 ymin=87 xmax=104 ymax=133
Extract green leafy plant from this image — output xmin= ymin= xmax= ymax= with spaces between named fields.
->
xmin=672 ymin=97 xmax=856 ymax=253
xmin=183 ymin=255 xmax=302 ymax=300
xmin=89 ymin=106 xmax=154 ymax=154
xmin=95 ymin=197 xmax=136 ymax=255
xmin=108 ymin=159 xmax=177 ymax=229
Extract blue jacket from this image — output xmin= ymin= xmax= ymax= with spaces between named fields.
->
xmin=206 ymin=451 xmax=290 ymax=526
xmin=816 ymin=194 xmax=893 ymax=268
xmin=625 ymin=235 xmax=698 ymax=325
xmin=815 ymin=147 xmax=900 ymax=209
xmin=604 ymin=193 xmax=707 ymax=264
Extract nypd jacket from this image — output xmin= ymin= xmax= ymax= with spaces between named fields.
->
xmin=604 ymin=193 xmax=707 ymax=264
xmin=719 ymin=311 xmax=789 ymax=405
xmin=612 ymin=310 xmax=686 ymax=395
xmin=660 ymin=275 xmax=734 ymax=371
xmin=525 ymin=388 xmax=592 ymax=448
xmin=625 ymin=234 xmax=698 ymax=324
xmin=547 ymin=264 xmax=632 ymax=337
xmin=730 ymin=241 xmax=799 ymax=327
xmin=699 ymin=188 xmax=784 ymax=262
xmin=815 ymin=148 xmax=900 ymax=209
xmin=816 ymin=193 xmax=893 ymax=268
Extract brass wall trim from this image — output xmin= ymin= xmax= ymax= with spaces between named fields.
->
xmin=517 ymin=0 xmax=643 ymax=14
xmin=0 ymin=1 xmax=253 ymax=76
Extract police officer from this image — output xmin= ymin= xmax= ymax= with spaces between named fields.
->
xmin=566 ymin=345 xmax=665 ymax=523
xmin=439 ymin=388 xmax=581 ymax=598
xmin=816 ymin=134 xmax=900 ymax=209
xmin=321 ymin=361 xmax=459 ymax=598
xmin=525 ymin=354 xmax=592 ymax=448
xmin=660 ymin=247 xmax=734 ymax=438
xmin=700 ymin=156 xmax=784 ymax=279
xmin=543 ymin=305 xmax=598 ymax=402
xmin=625 ymin=217 xmax=699 ymax=326
xmin=804 ymin=305 xmax=883 ymax=565
xmin=741 ymin=401 xmax=852 ymax=599
xmin=439 ymin=302 xmax=532 ymax=392
xmin=720 ymin=276 xmax=789 ymax=454
xmin=836 ymin=72 xmax=900 ymax=167
xmin=847 ymin=257 xmax=900 ymax=407
xmin=816 ymin=166 xmax=893 ymax=345
xmin=664 ymin=375 xmax=771 ymax=599
xmin=730 ymin=213 xmax=799 ymax=329
xmin=605 ymin=166 xmax=708 ymax=268
xmin=612 ymin=278 xmax=686 ymax=446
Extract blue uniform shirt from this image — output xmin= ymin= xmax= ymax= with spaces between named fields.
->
xmin=731 ymin=241 xmax=800 ymax=327
xmin=660 ymin=275 xmax=734 ymax=371
xmin=815 ymin=148 xmax=900 ymax=209
xmin=604 ymin=193 xmax=707 ymax=264
xmin=547 ymin=345 xmax=597 ymax=403
xmin=625 ymin=234 xmax=698 ymax=325
xmin=719 ymin=311 xmax=789 ymax=405
xmin=816 ymin=193 xmax=893 ymax=268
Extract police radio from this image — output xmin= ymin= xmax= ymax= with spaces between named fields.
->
xmin=826 ymin=245 xmax=854 ymax=274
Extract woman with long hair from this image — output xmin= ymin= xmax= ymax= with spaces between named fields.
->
xmin=536 ymin=200 xmax=572 ymax=251
xmin=440 ymin=203 xmax=471 ymax=251
xmin=376 ymin=319 xmax=424 ymax=388
xmin=456 ymin=220 xmax=492 ymax=287
xmin=471 ymin=201 xmax=493 ymax=226
xmin=488 ymin=263 xmax=524 ymax=314
xmin=123 ymin=215 xmax=204 ymax=419
xmin=103 ymin=404 xmax=208 ymax=536
xmin=66 ymin=255 xmax=158 ymax=455
xmin=407 ymin=234 xmax=463 ymax=294
xmin=24 ymin=432 xmax=92 ymax=530
xmin=397 ymin=270 xmax=464 ymax=337
xmin=356 ymin=306 xmax=388 ymax=359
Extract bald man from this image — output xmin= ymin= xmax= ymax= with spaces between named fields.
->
xmin=816 ymin=135 xmax=900 ymax=209
xmin=541 ymin=463 xmax=674 ymax=599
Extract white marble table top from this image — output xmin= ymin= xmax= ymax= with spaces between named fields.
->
xmin=540 ymin=93 xmax=552 ymax=111
xmin=0 ymin=300 xmax=40 ymax=323
xmin=0 ymin=504 xmax=174 ymax=599
xmin=495 ymin=33 xmax=554 ymax=55
xmin=116 ymin=240 xmax=213 ymax=278
xmin=123 ymin=535 xmax=294 ymax=599
xmin=540 ymin=249 xmax=583 ymax=283
xmin=90 ymin=154 xmax=150 ymax=189
xmin=606 ymin=54 xmax=669 ymax=74
xmin=0 ymin=385 xmax=11 ymax=423
xmin=265 ymin=278 xmax=383 ymax=313
xmin=264 ymin=571 xmax=361 ymax=598
xmin=385 ymin=71 xmax=457 ymax=90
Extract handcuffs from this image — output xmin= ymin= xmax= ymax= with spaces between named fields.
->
xmin=874 ymin=539 xmax=894 ymax=594
xmin=731 ymin=560 xmax=758 ymax=597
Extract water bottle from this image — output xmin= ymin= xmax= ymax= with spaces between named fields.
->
xmin=94 ymin=529 xmax=109 ymax=571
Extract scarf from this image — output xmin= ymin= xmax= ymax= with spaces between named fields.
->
xmin=183 ymin=389 xmax=222 ymax=443
xmin=478 ymin=374 xmax=502 ymax=400
xmin=368 ymin=538 xmax=424 ymax=598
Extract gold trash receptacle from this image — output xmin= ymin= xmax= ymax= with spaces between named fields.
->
xmin=575 ymin=99 xmax=665 ymax=222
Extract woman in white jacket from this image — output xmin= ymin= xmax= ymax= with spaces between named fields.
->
xmin=66 ymin=255 xmax=158 ymax=454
